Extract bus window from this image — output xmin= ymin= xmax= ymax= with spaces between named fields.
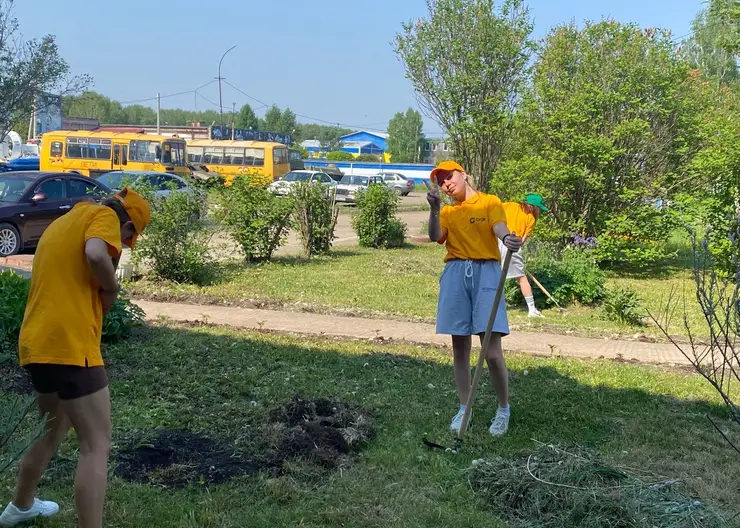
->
xmin=204 ymin=147 xmax=224 ymax=164
xmin=245 ymin=147 xmax=264 ymax=166
xmin=162 ymin=141 xmax=185 ymax=166
xmin=50 ymin=141 xmax=63 ymax=157
xmin=129 ymin=140 xmax=162 ymax=163
xmin=224 ymin=147 xmax=244 ymax=165
xmin=65 ymin=137 xmax=111 ymax=160
xmin=187 ymin=147 xmax=204 ymax=163
xmin=273 ymin=147 xmax=289 ymax=165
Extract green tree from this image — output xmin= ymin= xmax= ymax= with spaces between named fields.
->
xmin=682 ymin=0 xmax=739 ymax=84
xmin=494 ymin=20 xmax=700 ymax=267
xmin=0 ymin=0 xmax=90 ymax=140
xmin=236 ymin=103 xmax=259 ymax=129
xmin=394 ymin=0 xmax=534 ymax=189
xmin=263 ymin=105 xmax=283 ymax=132
xmin=278 ymin=108 xmax=297 ymax=135
xmin=387 ymin=108 xmax=424 ymax=162
xmin=63 ymin=91 xmax=122 ymax=123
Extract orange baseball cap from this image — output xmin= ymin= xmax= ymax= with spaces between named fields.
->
xmin=114 ymin=188 xmax=151 ymax=249
xmin=430 ymin=160 xmax=465 ymax=183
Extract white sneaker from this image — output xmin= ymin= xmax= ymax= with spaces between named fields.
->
xmin=489 ymin=409 xmax=510 ymax=437
xmin=0 ymin=498 xmax=59 ymax=526
xmin=528 ymin=309 xmax=544 ymax=318
xmin=450 ymin=407 xmax=472 ymax=433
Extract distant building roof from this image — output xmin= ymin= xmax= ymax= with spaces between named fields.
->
xmin=340 ymin=130 xmax=388 ymax=140
xmin=301 ymin=140 xmax=323 ymax=148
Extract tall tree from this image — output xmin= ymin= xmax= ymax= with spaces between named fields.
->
xmin=235 ymin=103 xmax=259 ymax=129
xmin=494 ymin=21 xmax=700 ymax=267
xmin=386 ymin=108 xmax=424 ymax=163
xmin=278 ymin=108 xmax=297 ymax=134
xmin=0 ymin=0 xmax=89 ymax=140
xmin=262 ymin=105 xmax=283 ymax=132
xmin=63 ymin=91 xmax=122 ymax=123
xmin=394 ymin=0 xmax=534 ymax=189
xmin=682 ymin=0 xmax=739 ymax=84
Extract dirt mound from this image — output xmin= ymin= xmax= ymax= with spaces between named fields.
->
xmin=114 ymin=429 xmax=259 ymax=487
xmin=113 ymin=396 xmax=376 ymax=488
xmin=265 ymin=396 xmax=375 ymax=468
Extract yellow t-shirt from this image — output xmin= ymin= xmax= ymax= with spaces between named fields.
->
xmin=438 ymin=192 xmax=507 ymax=262
xmin=502 ymin=202 xmax=536 ymax=239
xmin=19 ymin=202 xmax=122 ymax=368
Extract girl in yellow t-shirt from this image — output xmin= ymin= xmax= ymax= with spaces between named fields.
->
xmin=426 ymin=160 xmax=522 ymax=437
xmin=498 ymin=194 xmax=549 ymax=318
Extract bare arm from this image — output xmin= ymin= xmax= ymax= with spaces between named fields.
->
xmin=85 ymin=238 xmax=118 ymax=293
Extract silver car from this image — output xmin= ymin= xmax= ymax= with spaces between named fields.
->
xmin=378 ymin=172 xmax=414 ymax=196
xmin=268 ymin=170 xmax=337 ymax=196
xmin=334 ymin=174 xmax=385 ymax=204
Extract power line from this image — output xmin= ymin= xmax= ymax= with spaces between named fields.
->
xmin=118 ymin=80 xmax=217 ymax=105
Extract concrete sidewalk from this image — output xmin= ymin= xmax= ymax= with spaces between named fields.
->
xmin=133 ymin=300 xmax=691 ymax=366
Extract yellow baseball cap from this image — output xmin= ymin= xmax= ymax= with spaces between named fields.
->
xmin=430 ymin=160 xmax=465 ymax=183
xmin=114 ymin=188 xmax=151 ymax=249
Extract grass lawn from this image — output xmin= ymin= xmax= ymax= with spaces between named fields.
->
xmin=1 ymin=324 xmax=738 ymax=526
xmin=126 ymin=243 xmax=709 ymax=342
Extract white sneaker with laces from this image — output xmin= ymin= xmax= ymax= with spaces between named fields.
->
xmin=449 ymin=407 xmax=472 ymax=433
xmin=489 ymin=409 xmax=510 ymax=437
xmin=528 ymin=309 xmax=544 ymax=318
xmin=0 ymin=498 xmax=59 ymax=526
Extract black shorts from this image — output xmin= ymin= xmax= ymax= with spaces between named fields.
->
xmin=24 ymin=364 xmax=108 ymax=401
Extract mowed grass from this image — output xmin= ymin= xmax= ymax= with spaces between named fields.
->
xmin=1 ymin=324 xmax=737 ymax=527
xmin=126 ymin=243 xmax=709 ymax=341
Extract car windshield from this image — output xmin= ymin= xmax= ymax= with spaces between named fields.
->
xmin=0 ymin=175 xmax=36 ymax=202
xmin=340 ymin=175 xmax=369 ymax=185
xmin=96 ymin=172 xmax=141 ymax=190
xmin=283 ymin=172 xmax=312 ymax=182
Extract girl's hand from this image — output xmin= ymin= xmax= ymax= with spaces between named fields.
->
xmin=503 ymin=233 xmax=523 ymax=252
xmin=424 ymin=180 xmax=441 ymax=210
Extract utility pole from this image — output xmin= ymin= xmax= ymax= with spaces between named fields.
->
xmin=216 ymin=45 xmax=237 ymax=124
xmin=156 ymin=93 xmax=161 ymax=134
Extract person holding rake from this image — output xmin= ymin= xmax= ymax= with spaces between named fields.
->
xmin=426 ymin=161 xmax=522 ymax=437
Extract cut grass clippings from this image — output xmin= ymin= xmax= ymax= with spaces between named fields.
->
xmin=125 ymin=243 xmax=709 ymax=342
xmin=1 ymin=323 xmax=738 ymax=527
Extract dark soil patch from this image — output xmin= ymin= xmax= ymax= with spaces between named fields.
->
xmin=265 ymin=395 xmax=376 ymax=469
xmin=113 ymin=396 xmax=376 ymax=488
xmin=114 ymin=429 xmax=260 ymax=488
xmin=0 ymin=361 xmax=33 ymax=394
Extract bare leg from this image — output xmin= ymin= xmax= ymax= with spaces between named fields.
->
xmin=480 ymin=333 xmax=509 ymax=408
xmin=61 ymin=387 xmax=111 ymax=528
xmin=451 ymin=335 xmax=472 ymax=405
xmin=13 ymin=393 xmax=71 ymax=509
xmin=517 ymin=275 xmax=533 ymax=298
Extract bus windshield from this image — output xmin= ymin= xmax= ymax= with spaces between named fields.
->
xmin=162 ymin=141 xmax=186 ymax=166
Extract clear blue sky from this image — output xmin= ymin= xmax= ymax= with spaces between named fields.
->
xmin=14 ymin=0 xmax=702 ymax=136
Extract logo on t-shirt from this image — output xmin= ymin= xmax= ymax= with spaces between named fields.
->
xmin=469 ymin=217 xmax=486 ymax=224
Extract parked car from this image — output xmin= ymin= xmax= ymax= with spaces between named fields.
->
xmin=0 ymin=171 xmax=113 ymax=257
xmin=94 ymin=170 xmax=207 ymax=218
xmin=268 ymin=170 xmax=338 ymax=196
xmin=334 ymin=174 xmax=385 ymax=204
xmin=378 ymin=172 xmax=414 ymax=196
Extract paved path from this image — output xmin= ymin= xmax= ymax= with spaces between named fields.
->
xmin=133 ymin=299 xmax=691 ymax=366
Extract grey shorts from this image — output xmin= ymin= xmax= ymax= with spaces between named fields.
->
xmin=436 ymin=259 xmax=509 ymax=336
xmin=498 ymin=240 xmax=525 ymax=278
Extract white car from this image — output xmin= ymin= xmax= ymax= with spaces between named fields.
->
xmin=268 ymin=170 xmax=337 ymax=196
xmin=334 ymin=174 xmax=385 ymax=204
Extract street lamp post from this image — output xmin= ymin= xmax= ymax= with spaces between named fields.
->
xmin=216 ymin=45 xmax=236 ymax=123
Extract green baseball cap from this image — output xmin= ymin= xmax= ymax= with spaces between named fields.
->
xmin=525 ymin=193 xmax=549 ymax=212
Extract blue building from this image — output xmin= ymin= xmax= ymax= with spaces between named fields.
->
xmin=339 ymin=130 xmax=388 ymax=156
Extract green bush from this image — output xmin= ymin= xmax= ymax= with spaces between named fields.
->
xmin=326 ymin=150 xmax=355 ymax=161
xmin=0 ymin=270 xmax=30 ymax=360
xmin=602 ymin=286 xmax=644 ymax=326
xmin=593 ymin=204 xmax=678 ymax=269
xmin=352 ymin=183 xmax=407 ymax=248
xmin=216 ymin=177 xmax=294 ymax=262
xmin=132 ymin=186 xmax=214 ymax=285
xmin=102 ymin=292 xmax=146 ymax=342
xmin=291 ymin=181 xmax=339 ymax=258
xmin=506 ymin=246 xmax=605 ymax=307
xmin=355 ymin=154 xmax=381 ymax=162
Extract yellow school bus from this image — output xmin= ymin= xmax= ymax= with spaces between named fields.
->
xmin=185 ymin=139 xmax=290 ymax=185
xmin=39 ymin=130 xmax=189 ymax=178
